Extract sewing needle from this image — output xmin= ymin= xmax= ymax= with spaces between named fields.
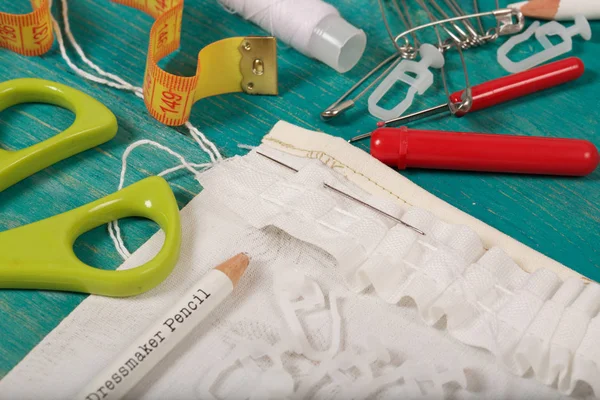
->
xmin=256 ymin=151 xmax=425 ymax=235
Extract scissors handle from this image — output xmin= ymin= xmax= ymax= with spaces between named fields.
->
xmin=0 ymin=176 xmax=182 ymax=297
xmin=0 ymin=78 xmax=117 ymax=192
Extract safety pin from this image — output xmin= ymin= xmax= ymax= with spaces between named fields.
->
xmin=369 ymin=5 xmax=524 ymax=120
xmin=377 ymin=0 xmax=472 ymax=121
xmin=429 ymin=0 xmax=479 ymax=45
xmin=321 ymin=53 xmax=403 ymax=120
xmin=394 ymin=8 xmax=524 ymax=48
xmin=321 ymin=7 xmax=524 ymax=121
xmin=348 ymin=57 xmax=584 ymax=143
xmin=256 ymin=151 xmax=425 ymax=236
xmin=321 ymin=0 xmax=419 ymax=121
xmin=380 ymin=0 xmax=421 ymax=55
xmin=370 ymin=0 xmax=481 ymax=122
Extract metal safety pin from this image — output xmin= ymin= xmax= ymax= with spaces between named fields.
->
xmin=321 ymin=7 xmax=524 ymax=121
xmin=321 ymin=0 xmax=419 ymax=121
xmin=394 ymin=8 xmax=524 ymax=46
xmin=256 ymin=152 xmax=425 ymax=236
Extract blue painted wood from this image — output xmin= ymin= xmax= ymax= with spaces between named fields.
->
xmin=0 ymin=0 xmax=598 ymax=378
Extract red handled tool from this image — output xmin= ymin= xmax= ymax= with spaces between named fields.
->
xmin=349 ymin=57 xmax=585 ymax=143
xmin=371 ymin=127 xmax=599 ymax=176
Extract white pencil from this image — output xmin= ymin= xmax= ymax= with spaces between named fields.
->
xmin=76 ymin=253 xmax=250 ymax=400
xmin=509 ymin=0 xmax=600 ymax=20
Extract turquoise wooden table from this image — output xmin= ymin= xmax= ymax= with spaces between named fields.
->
xmin=0 ymin=0 xmax=598 ymax=379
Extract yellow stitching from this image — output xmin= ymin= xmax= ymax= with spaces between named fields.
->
xmin=264 ymin=136 xmax=415 ymax=207
xmin=263 ymin=137 xmax=500 ymax=255
xmin=262 ymin=136 xmax=590 ymax=283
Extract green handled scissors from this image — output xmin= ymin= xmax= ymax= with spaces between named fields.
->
xmin=0 ymin=78 xmax=182 ymax=297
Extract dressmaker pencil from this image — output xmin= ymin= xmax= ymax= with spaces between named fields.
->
xmin=76 ymin=253 xmax=250 ymax=400
xmin=508 ymin=0 xmax=600 ymax=20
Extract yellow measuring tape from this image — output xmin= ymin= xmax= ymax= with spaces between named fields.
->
xmin=1 ymin=0 xmax=278 ymax=126
xmin=0 ymin=0 xmax=53 ymax=56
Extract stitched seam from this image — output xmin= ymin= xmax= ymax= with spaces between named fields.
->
xmin=263 ymin=137 xmax=500 ymax=254
xmin=263 ymin=136 xmax=593 ymax=283
xmin=263 ymin=137 xmax=415 ymax=207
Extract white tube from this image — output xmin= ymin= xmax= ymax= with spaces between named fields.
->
xmin=307 ymin=13 xmax=367 ymax=73
xmin=76 ymin=269 xmax=233 ymax=400
xmin=218 ymin=0 xmax=366 ymax=73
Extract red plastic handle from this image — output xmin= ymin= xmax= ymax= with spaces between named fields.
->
xmin=449 ymin=57 xmax=584 ymax=116
xmin=371 ymin=127 xmax=599 ymax=176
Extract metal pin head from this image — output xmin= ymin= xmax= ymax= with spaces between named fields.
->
xmin=494 ymin=8 xmax=525 ymax=36
xmin=321 ymin=99 xmax=356 ymax=120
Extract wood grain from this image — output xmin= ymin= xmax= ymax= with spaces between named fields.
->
xmin=0 ymin=0 xmax=598 ymax=378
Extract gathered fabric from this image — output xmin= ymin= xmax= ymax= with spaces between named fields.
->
xmin=199 ymin=150 xmax=600 ymax=397
xmin=0 ymin=125 xmax=595 ymax=399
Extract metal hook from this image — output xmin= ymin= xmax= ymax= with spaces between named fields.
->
xmin=320 ymin=0 xmax=419 ymax=121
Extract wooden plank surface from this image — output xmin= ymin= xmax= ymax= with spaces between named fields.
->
xmin=0 ymin=0 xmax=598 ymax=378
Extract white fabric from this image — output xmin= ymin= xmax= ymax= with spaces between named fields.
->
xmin=195 ymin=150 xmax=599 ymax=397
xmin=1 ymin=122 xmax=596 ymax=399
xmin=262 ymin=121 xmax=584 ymax=282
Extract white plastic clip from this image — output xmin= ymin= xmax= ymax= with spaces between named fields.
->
xmin=196 ymin=339 xmax=294 ymax=400
xmin=497 ymin=15 xmax=591 ymax=73
xmin=368 ymin=44 xmax=445 ymax=121
xmin=274 ymin=269 xmax=342 ymax=361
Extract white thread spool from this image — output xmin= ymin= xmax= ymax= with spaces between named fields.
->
xmin=219 ymin=0 xmax=367 ymax=73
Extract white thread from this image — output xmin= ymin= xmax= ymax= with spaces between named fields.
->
xmin=217 ymin=0 xmax=366 ymax=72
xmin=158 ymin=162 xmax=212 ymax=178
xmin=109 ymin=139 xmax=210 ymax=259
xmin=53 ymin=0 xmax=228 ymax=258
xmin=237 ymin=143 xmax=257 ymax=151
xmin=184 ymin=121 xmax=222 ymax=163
xmin=60 ymin=0 xmax=138 ymax=92
xmin=56 ymin=0 xmax=222 ymax=161
xmin=52 ymin=19 xmax=137 ymax=92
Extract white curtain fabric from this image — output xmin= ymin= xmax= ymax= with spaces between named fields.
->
xmin=0 ymin=122 xmax=596 ymax=399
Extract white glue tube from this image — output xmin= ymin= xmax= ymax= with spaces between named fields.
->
xmin=219 ymin=0 xmax=367 ymax=73
xmin=76 ymin=253 xmax=250 ymax=400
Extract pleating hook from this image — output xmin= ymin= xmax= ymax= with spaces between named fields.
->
xmin=367 ymin=44 xmax=445 ymax=120
xmin=497 ymin=16 xmax=591 ymax=74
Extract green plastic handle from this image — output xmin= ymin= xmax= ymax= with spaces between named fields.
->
xmin=0 ymin=78 xmax=182 ymax=296
xmin=0 ymin=176 xmax=182 ymax=297
xmin=0 ymin=78 xmax=117 ymax=192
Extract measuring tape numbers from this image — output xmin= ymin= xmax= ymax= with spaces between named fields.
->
xmin=1 ymin=0 xmax=278 ymax=126
xmin=0 ymin=0 xmax=53 ymax=56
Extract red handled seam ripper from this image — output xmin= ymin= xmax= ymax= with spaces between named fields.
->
xmin=350 ymin=57 xmax=599 ymax=176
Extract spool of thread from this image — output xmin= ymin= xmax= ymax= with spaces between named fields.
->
xmin=219 ymin=0 xmax=367 ymax=73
